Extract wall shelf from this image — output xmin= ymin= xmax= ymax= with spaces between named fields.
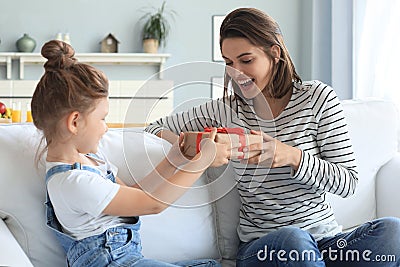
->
xmin=0 ymin=79 xmax=174 ymax=125
xmin=0 ymin=52 xmax=170 ymax=79
xmin=0 ymin=53 xmax=13 ymax=80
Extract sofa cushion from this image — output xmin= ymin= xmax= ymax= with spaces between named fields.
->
xmin=0 ymin=125 xmax=219 ymax=265
xmin=100 ymin=128 xmax=220 ymax=262
xmin=0 ymin=218 xmax=34 ymax=266
xmin=206 ymin=164 xmax=240 ymax=261
xmin=376 ymin=153 xmax=400 ymax=218
xmin=0 ymin=124 xmax=65 ymax=267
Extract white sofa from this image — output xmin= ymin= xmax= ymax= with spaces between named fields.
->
xmin=0 ymin=99 xmax=399 ymax=267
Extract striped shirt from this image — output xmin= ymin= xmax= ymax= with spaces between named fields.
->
xmin=145 ymin=80 xmax=359 ymax=242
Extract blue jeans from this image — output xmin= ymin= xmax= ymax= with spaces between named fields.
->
xmin=236 ymin=217 xmax=400 ymax=266
xmin=67 ymin=223 xmax=220 ymax=267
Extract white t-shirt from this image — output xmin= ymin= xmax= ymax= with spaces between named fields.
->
xmin=46 ymin=153 xmax=125 ymax=240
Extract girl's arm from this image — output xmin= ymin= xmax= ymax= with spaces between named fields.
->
xmin=102 ymin=128 xmax=229 ymax=217
xmin=115 ymin=177 xmax=127 ymax=186
xmin=156 ymin=129 xmax=179 ymax=144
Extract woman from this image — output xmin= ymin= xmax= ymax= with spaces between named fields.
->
xmin=145 ymin=7 xmax=400 ymax=267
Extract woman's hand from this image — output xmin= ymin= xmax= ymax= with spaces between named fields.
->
xmin=241 ymin=130 xmax=302 ymax=170
xmin=167 ymin=128 xmax=243 ymax=172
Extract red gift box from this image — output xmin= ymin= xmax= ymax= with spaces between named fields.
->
xmin=182 ymin=127 xmax=263 ymax=159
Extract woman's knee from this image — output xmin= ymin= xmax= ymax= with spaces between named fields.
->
xmin=379 ymin=216 xmax=400 ymax=229
xmin=237 ymin=228 xmax=322 ymax=266
xmin=374 ymin=217 xmax=400 ymax=240
xmin=266 ymin=226 xmax=318 ymax=252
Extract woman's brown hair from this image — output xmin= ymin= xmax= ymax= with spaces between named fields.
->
xmin=219 ymin=7 xmax=301 ymax=99
xmin=31 ymin=40 xmax=109 ymax=163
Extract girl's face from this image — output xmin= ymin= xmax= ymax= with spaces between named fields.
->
xmin=221 ymin=37 xmax=274 ymax=99
xmin=76 ymin=97 xmax=109 ymax=154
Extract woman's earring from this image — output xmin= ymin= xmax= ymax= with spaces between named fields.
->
xmin=275 ymin=57 xmax=279 ymax=64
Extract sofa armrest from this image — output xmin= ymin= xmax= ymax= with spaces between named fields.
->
xmin=376 ymin=153 xmax=400 ymax=218
xmin=0 ymin=219 xmax=33 ymax=267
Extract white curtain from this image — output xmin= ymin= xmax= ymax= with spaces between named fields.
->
xmin=354 ymin=0 xmax=400 ymax=108
xmin=354 ymin=0 xmax=400 ymax=150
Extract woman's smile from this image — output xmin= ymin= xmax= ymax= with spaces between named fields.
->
xmin=236 ymin=77 xmax=258 ymax=97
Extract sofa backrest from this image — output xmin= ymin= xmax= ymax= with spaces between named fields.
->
xmin=0 ymin=99 xmax=398 ymax=265
xmin=0 ymin=126 xmax=219 ymax=266
xmin=327 ymin=99 xmax=399 ymax=228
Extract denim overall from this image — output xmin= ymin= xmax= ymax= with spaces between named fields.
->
xmin=45 ymin=160 xmax=144 ymax=266
xmin=45 ymin=159 xmax=221 ymax=267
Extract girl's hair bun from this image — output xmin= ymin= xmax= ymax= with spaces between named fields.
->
xmin=41 ymin=40 xmax=77 ymax=72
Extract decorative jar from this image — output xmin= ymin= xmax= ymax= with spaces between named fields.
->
xmin=16 ymin=34 xmax=36 ymax=52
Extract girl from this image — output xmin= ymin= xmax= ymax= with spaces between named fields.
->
xmin=31 ymin=40 xmax=232 ymax=267
xmin=145 ymin=7 xmax=400 ymax=267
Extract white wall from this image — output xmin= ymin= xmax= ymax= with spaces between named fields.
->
xmin=0 ymin=0 xmax=322 ymax=110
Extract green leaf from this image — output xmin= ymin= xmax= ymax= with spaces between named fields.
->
xmin=140 ymin=1 xmax=176 ymax=47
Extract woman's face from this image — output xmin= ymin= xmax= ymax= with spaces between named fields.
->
xmin=221 ymin=37 xmax=274 ymax=99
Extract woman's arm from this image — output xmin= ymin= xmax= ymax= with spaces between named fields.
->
xmin=144 ymin=99 xmax=226 ymax=137
xmin=294 ymin=88 xmax=358 ymax=198
xmin=242 ymin=86 xmax=358 ymax=198
xmin=242 ymin=130 xmax=303 ymax=171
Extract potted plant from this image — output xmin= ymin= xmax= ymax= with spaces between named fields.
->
xmin=140 ymin=1 xmax=176 ymax=53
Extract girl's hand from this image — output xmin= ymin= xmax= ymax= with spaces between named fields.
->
xmin=166 ymin=133 xmax=190 ymax=167
xmin=198 ymin=127 xmax=233 ymax=168
xmin=241 ymin=130 xmax=302 ymax=170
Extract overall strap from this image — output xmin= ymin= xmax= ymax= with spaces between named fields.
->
xmin=45 ymin=163 xmax=102 ymax=184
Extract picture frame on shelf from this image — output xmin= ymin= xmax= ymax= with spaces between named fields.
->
xmin=212 ymin=15 xmax=225 ymax=62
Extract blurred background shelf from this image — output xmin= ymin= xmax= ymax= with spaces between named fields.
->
xmin=0 ymin=52 xmax=171 ymax=79
xmin=0 ymin=79 xmax=174 ymax=125
xmin=0 ymin=53 xmax=173 ymax=124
